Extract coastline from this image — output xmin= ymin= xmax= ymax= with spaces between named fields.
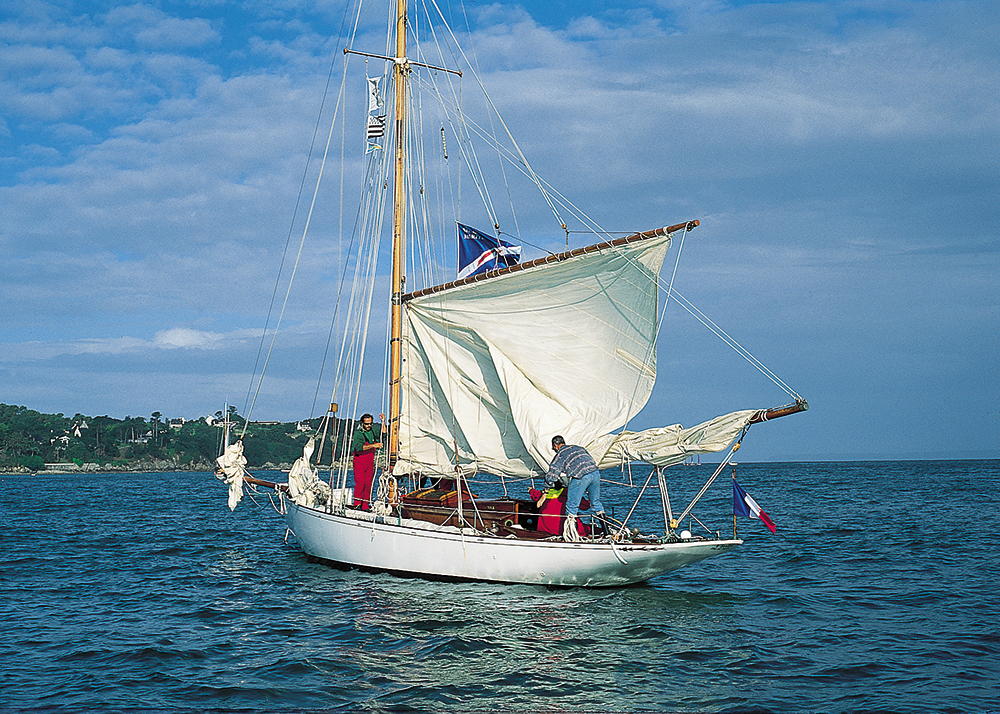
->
xmin=1 ymin=459 xmax=295 ymax=475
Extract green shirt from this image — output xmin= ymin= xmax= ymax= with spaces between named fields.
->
xmin=352 ymin=423 xmax=379 ymax=455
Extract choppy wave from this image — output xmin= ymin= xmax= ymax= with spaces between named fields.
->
xmin=1 ymin=461 xmax=998 ymax=712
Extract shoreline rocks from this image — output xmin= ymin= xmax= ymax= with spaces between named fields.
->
xmin=1 ymin=459 xmax=298 ymax=474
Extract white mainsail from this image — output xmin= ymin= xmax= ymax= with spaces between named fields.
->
xmin=395 ymin=229 xmax=753 ymax=477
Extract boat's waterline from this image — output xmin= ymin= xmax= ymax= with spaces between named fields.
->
xmin=285 ymin=500 xmax=742 ymax=587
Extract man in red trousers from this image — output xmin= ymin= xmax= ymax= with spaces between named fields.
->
xmin=351 ymin=413 xmax=384 ymax=510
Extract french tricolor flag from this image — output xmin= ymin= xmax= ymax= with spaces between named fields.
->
xmin=733 ymin=478 xmax=777 ymax=533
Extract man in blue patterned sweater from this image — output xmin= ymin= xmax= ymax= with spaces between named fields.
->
xmin=544 ymin=435 xmax=608 ymax=541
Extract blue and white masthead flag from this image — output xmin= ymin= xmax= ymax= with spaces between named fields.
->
xmin=457 ymin=223 xmax=521 ymax=279
xmin=366 ymin=76 xmax=385 ymax=150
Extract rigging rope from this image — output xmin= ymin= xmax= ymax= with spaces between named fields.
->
xmin=240 ymin=0 xmax=355 ymax=435
xmin=423 ymin=0 xmax=566 ymax=234
xmin=245 ymin=0 xmax=802 ymax=496
xmin=663 ymin=287 xmax=803 ymax=402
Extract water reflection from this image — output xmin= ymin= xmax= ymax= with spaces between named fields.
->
xmin=262 ymin=568 xmax=756 ymax=710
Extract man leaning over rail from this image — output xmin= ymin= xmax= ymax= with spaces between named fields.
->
xmin=545 ymin=435 xmax=608 ymax=541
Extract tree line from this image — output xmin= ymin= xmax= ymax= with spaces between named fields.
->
xmin=0 ymin=403 xmax=360 ymax=471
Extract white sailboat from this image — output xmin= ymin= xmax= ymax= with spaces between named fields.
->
xmin=215 ymin=0 xmax=807 ymax=587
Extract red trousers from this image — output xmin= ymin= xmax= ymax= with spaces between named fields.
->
xmin=352 ymin=450 xmax=375 ymax=509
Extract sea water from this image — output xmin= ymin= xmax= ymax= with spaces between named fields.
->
xmin=2 ymin=461 xmax=998 ymax=713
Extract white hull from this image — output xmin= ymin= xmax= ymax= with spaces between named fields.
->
xmin=284 ymin=499 xmax=742 ymax=587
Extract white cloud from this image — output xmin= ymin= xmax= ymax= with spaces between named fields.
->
xmin=0 ymin=327 xmax=260 ymax=361
xmin=103 ymin=4 xmax=219 ymax=49
xmin=0 ymin=0 xmax=996 ymax=457
xmin=153 ymin=327 xmax=225 ymax=349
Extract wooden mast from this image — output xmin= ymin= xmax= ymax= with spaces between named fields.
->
xmin=387 ymin=0 xmax=407 ymax=470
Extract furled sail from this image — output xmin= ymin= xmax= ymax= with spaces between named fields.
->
xmin=215 ymin=440 xmax=247 ymax=510
xmin=396 ymin=232 xmax=676 ymax=477
xmin=588 ymin=409 xmax=759 ymax=469
xmin=286 ymin=437 xmax=332 ymax=508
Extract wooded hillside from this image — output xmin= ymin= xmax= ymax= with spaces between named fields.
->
xmin=0 ymin=403 xmax=359 ymax=471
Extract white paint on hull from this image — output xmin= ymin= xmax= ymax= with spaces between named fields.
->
xmin=285 ymin=501 xmax=742 ymax=587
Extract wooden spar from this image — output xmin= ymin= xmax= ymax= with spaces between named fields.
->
xmin=402 ymin=220 xmax=699 ymax=302
xmin=748 ymin=399 xmax=809 ymax=424
xmin=387 ymin=0 xmax=408 ymax=471
xmin=243 ymin=475 xmax=288 ymax=493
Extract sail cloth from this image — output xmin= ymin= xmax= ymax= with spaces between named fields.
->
xmin=457 ymin=224 xmax=521 ymax=279
xmin=588 ymin=409 xmax=759 ymax=468
xmin=215 ymin=440 xmax=247 ymax=510
xmin=286 ymin=437 xmax=331 ymax=509
xmin=396 ymin=231 xmax=744 ymax=478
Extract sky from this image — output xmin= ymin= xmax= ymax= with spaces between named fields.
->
xmin=1 ymin=0 xmax=997 ymax=461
